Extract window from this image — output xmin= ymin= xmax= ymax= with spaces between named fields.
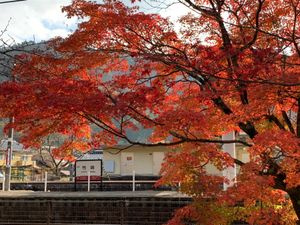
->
xmin=82 ymin=166 xmax=86 ymax=170
xmin=103 ymin=160 xmax=115 ymax=173
xmin=90 ymin=165 xmax=95 ymax=170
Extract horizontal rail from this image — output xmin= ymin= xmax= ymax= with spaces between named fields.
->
xmin=10 ymin=180 xmax=157 ymax=183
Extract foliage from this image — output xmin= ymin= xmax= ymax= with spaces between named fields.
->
xmin=34 ymin=134 xmax=89 ymax=176
xmin=1 ymin=0 xmax=300 ymax=224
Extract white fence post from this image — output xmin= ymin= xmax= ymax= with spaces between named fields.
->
xmin=132 ymin=170 xmax=135 ymax=192
xmin=2 ymin=172 xmax=5 ymax=191
xmin=44 ymin=171 xmax=48 ymax=192
xmin=87 ymin=171 xmax=90 ymax=192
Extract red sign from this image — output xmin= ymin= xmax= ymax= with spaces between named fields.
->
xmin=75 ymin=176 xmax=101 ymax=182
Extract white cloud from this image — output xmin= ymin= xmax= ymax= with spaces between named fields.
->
xmin=133 ymin=0 xmax=191 ymax=21
xmin=0 ymin=0 xmax=76 ymax=43
xmin=0 ymin=0 xmax=191 ymax=44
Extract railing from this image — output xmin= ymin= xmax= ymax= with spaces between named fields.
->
xmin=0 ymin=180 xmax=174 ymax=192
xmin=0 ymin=199 xmax=192 ymax=225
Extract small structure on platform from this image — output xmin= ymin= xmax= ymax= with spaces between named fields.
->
xmin=75 ymin=154 xmax=103 ymax=191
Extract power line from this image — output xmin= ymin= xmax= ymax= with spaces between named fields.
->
xmin=0 ymin=0 xmax=26 ymax=4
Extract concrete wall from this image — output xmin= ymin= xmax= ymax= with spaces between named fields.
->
xmin=0 ymin=192 xmax=192 ymax=225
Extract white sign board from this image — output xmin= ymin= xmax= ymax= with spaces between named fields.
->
xmin=75 ymin=160 xmax=102 ymax=182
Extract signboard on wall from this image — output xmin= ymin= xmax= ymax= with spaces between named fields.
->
xmin=75 ymin=159 xmax=103 ymax=182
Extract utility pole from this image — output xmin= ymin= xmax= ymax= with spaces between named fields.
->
xmin=4 ymin=117 xmax=14 ymax=191
xmin=0 ymin=0 xmax=27 ymax=191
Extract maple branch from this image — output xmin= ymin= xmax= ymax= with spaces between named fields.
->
xmin=265 ymin=114 xmax=286 ymax=130
xmin=124 ymin=26 xmax=188 ymax=60
xmin=80 ymin=112 xmax=126 ymax=139
xmin=179 ymin=69 xmax=236 ymax=117
xmin=123 ymin=139 xmax=186 ymax=147
xmin=169 ymin=131 xmax=247 ymax=167
xmin=233 ymin=158 xmax=245 ymax=166
xmin=127 ymin=106 xmax=164 ymax=126
xmin=222 ymin=19 xmax=292 ymax=42
xmin=240 ymin=0 xmax=264 ymax=52
xmin=55 ymin=158 xmax=64 ymax=169
xmin=207 ymin=0 xmax=250 ymax=106
xmin=105 ymin=145 xmax=137 ymax=155
xmin=169 ymin=131 xmax=252 ymax=147
xmin=193 ymin=158 xmax=211 ymax=169
xmin=212 ymin=97 xmax=233 ymax=115
xmin=297 ymin=98 xmax=300 ymax=137
xmin=238 ymin=121 xmax=258 ymax=139
xmin=183 ymin=68 xmax=259 ymax=139
xmin=204 ymin=72 xmax=300 ymax=87
xmin=136 ymin=70 xmax=179 ymax=85
xmin=105 ymin=130 xmax=253 ymax=149
xmin=180 ymin=0 xmax=268 ymax=141
xmin=49 ymin=151 xmax=59 ymax=168
xmin=38 ymin=148 xmax=52 ymax=169
xmin=290 ymin=0 xmax=300 ymax=57
xmin=81 ymin=110 xmax=253 ymax=148
xmin=179 ymin=66 xmax=258 ymax=140
xmin=105 ymin=92 xmax=164 ymax=126
xmin=180 ymin=0 xmax=216 ymax=17
xmin=80 ymin=112 xmax=180 ymax=147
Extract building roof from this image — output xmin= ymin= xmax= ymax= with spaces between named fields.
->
xmin=0 ymin=140 xmax=27 ymax=152
xmin=78 ymin=150 xmax=103 ymax=160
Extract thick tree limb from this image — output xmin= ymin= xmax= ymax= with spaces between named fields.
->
xmin=169 ymin=130 xmax=252 ymax=147
xmin=297 ymin=98 xmax=300 ymax=137
xmin=238 ymin=121 xmax=258 ymax=139
xmin=282 ymin=111 xmax=296 ymax=134
xmin=266 ymin=114 xmax=286 ymax=130
xmin=240 ymin=0 xmax=264 ymax=52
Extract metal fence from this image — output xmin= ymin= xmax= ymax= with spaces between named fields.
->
xmin=0 ymin=167 xmax=46 ymax=182
xmin=0 ymin=180 xmax=173 ymax=192
xmin=0 ymin=199 xmax=192 ymax=225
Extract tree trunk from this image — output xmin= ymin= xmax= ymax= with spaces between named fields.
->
xmin=54 ymin=168 xmax=60 ymax=177
xmin=287 ymin=187 xmax=300 ymax=225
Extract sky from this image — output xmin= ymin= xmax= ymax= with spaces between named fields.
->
xmin=0 ymin=0 xmax=191 ymax=44
xmin=0 ymin=0 xmax=75 ymax=43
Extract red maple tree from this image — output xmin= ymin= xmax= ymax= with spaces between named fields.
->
xmin=1 ymin=0 xmax=300 ymax=224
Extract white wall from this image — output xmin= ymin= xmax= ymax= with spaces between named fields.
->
xmin=102 ymin=146 xmax=176 ymax=176
xmin=222 ymin=131 xmax=237 ymax=190
xmin=102 ymin=142 xmax=249 ymax=180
